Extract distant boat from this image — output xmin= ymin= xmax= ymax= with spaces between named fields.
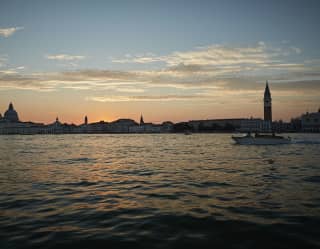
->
xmin=232 ymin=133 xmax=291 ymax=145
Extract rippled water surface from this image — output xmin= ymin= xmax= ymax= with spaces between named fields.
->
xmin=1 ymin=134 xmax=320 ymax=249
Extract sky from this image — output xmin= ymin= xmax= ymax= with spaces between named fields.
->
xmin=0 ymin=0 xmax=319 ymax=124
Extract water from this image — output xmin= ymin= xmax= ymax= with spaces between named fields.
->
xmin=0 ymin=134 xmax=320 ymax=249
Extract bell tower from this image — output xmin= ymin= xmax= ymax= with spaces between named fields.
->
xmin=264 ymin=81 xmax=272 ymax=122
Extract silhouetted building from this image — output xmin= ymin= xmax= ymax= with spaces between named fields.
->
xmin=1 ymin=98 xmax=318 ymax=134
xmin=108 ymin=119 xmax=138 ymax=132
xmin=4 ymin=102 xmax=20 ymax=122
xmin=239 ymin=118 xmax=271 ymax=132
xmin=161 ymin=121 xmax=174 ymax=132
xmin=272 ymin=120 xmax=292 ymax=133
xmin=140 ymin=114 xmax=144 ymax=125
xmin=189 ymin=119 xmax=243 ymax=132
xmin=264 ymin=81 xmax=272 ymax=122
xmin=290 ymin=117 xmax=302 ymax=132
xmin=301 ymin=109 xmax=320 ymax=132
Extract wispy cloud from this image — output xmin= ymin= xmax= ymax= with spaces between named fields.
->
xmin=0 ymin=69 xmax=19 ymax=75
xmin=45 ymin=54 xmax=86 ymax=61
xmin=290 ymin=46 xmax=302 ymax=54
xmin=1 ymin=42 xmax=319 ymax=110
xmin=0 ymin=55 xmax=8 ymax=68
xmin=0 ymin=27 xmax=23 ymax=37
xmin=86 ymin=94 xmax=209 ymax=102
xmin=112 ymin=42 xmax=306 ymax=79
xmin=0 ymin=66 xmax=319 ymax=93
xmin=114 ymin=43 xmax=285 ymax=63
xmin=112 ymin=53 xmax=164 ymax=64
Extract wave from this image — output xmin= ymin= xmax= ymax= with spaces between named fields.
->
xmin=49 ymin=157 xmax=96 ymax=165
xmin=1 ymin=212 xmax=319 ymax=249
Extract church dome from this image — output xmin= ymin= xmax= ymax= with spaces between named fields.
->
xmin=4 ymin=103 xmax=20 ymax=122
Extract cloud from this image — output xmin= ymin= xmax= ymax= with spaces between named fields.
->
xmin=0 ymin=65 xmax=319 ymax=94
xmin=1 ymin=42 xmax=319 ymax=111
xmin=0 ymin=73 xmax=56 ymax=91
xmin=0 ymin=55 xmax=8 ymax=68
xmin=46 ymin=54 xmax=86 ymax=61
xmin=115 ymin=87 xmax=146 ymax=93
xmin=110 ymin=43 xmax=311 ymax=93
xmin=86 ymin=94 xmax=210 ymax=102
xmin=0 ymin=69 xmax=146 ymax=91
xmin=0 ymin=27 xmax=23 ymax=37
xmin=290 ymin=46 xmax=302 ymax=54
xmin=112 ymin=42 xmax=303 ymax=74
xmin=221 ymin=78 xmax=320 ymax=92
xmin=0 ymin=70 xmax=19 ymax=75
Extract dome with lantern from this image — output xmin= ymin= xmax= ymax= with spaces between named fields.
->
xmin=4 ymin=102 xmax=20 ymax=122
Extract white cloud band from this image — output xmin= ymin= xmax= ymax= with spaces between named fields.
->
xmin=0 ymin=27 xmax=23 ymax=37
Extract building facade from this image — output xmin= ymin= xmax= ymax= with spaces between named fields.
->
xmin=2 ymin=103 xmax=20 ymax=122
xmin=301 ymin=110 xmax=320 ymax=132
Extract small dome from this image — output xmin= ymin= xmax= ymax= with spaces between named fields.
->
xmin=4 ymin=102 xmax=19 ymax=122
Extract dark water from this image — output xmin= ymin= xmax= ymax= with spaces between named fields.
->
xmin=0 ymin=134 xmax=320 ymax=249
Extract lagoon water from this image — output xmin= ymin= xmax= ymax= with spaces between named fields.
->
xmin=0 ymin=134 xmax=320 ymax=249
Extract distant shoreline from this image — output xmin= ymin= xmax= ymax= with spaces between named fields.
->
xmin=0 ymin=131 xmax=319 ymax=135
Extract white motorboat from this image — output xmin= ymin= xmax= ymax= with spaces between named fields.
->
xmin=232 ymin=133 xmax=291 ymax=145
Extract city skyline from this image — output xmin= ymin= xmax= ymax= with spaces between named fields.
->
xmin=0 ymin=81 xmax=318 ymax=125
xmin=1 ymin=0 xmax=320 ymax=124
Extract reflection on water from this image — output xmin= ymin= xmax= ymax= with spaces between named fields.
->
xmin=0 ymin=134 xmax=320 ymax=248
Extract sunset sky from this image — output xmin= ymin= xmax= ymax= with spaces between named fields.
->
xmin=0 ymin=0 xmax=319 ymax=124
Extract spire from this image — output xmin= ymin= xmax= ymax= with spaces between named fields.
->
xmin=140 ymin=114 xmax=144 ymax=125
xmin=264 ymin=81 xmax=271 ymax=99
xmin=9 ymin=102 xmax=14 ymax=110
xmin=84 ymin=115 xmax=88 ymax=125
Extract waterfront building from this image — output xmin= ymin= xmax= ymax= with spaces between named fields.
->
xmin=3 ymin=102 xmax=20 ymax=122
xmin=0 ymin=102 xmax=47 ymax=134
xmin=46 ymin=117 xmax=63 ymax=134
xmin=129 ymin=115 xmax=172 ymax=133
xmin=239 ymin=118 xmax=271 ymax=132
xmin=129 ymin=125 xmax=145 ymax=133
xmin=86 ymin=121 xmax=109 ymax=133
xmin=0 ymin=121 xmax=46 ymax=135
xmin=129 ymin=123 xmax=162 ymax=133
xmin=290 ymin=117 xmax=302 ymax=132
xmin=301 ymin=109 xmax=320 ymax=132
xmin=189 ymin=119 xmax=244 ymax=132
xmin=161 ymin=121 xmax=174 ymax=133
xmin=108 ymin=119 xmax=138 ymax=133
xmin=272 ymin=120 xmax=293 ymax=133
